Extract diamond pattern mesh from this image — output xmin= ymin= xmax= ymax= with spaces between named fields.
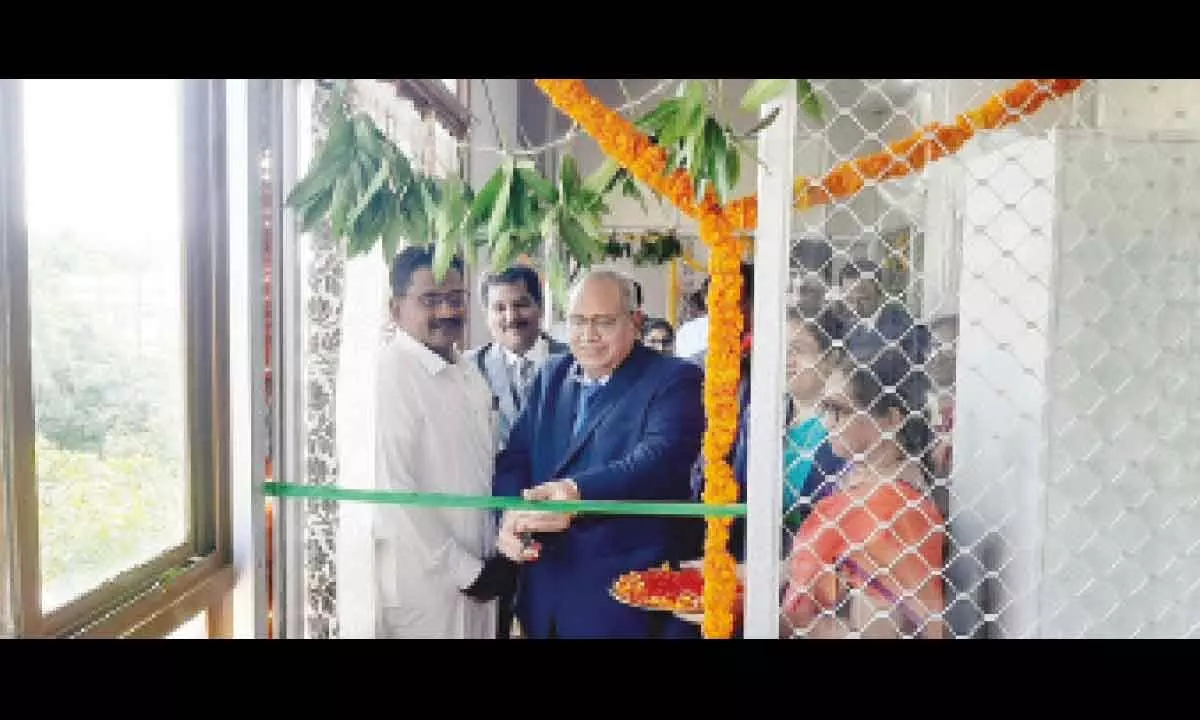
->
xmin=778 ymin=79 xmax=1200 ymax=639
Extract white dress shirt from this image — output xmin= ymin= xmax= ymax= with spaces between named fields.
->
xmin=371 ymin=329 xmax=498 ymax=639
xmin=674 ymin=315 xmax=709 ymax=358
xmin=502 ymin=336 xmax=550 ymax=395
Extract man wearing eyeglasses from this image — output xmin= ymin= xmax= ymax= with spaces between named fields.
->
xmin=491 ymin=268 xmax=705 ymax=638
xmin=371 ymin=246 xmax=515 ymax=639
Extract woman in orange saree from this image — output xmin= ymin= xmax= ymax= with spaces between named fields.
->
xmin=781 ymin=307 xmax=947 ymax=639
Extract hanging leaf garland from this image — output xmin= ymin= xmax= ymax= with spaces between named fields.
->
xmin=287 ymin=78 xmax=812 ymax=282
xmin=601 ymin=229 xmax=685 ymax=266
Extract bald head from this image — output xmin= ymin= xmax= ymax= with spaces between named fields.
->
xmin=566 ymin=269 xmax=640 ymax=379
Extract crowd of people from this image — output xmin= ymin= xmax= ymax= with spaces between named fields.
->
xmin=371 ymin=245 xmax=958 ymax=639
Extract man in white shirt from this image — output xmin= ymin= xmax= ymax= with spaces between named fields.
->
xmin=673 ymin=276 xmax=710 ymax=359
xmin=465 ymin=265 xmax=568 ymax=453
xmin=373 ymin=246 xmax=515 ymax=638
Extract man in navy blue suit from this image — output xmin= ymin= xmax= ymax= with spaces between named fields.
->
xmin=492 ymin=268 xmax=705 ymax=639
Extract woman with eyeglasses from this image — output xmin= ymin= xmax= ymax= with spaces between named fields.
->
xmin=781 ymin=306 xmax=946 ymax=639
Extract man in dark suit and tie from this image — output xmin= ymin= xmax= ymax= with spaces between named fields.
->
xmin=492 ymin=268 xmax=705 ymax=638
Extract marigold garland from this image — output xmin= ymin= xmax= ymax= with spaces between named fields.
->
xmin=535 ymin=77 xmax=1086 ymax=640
xmin=696 ymin=216 xmax=742 ymax=639
xmin=535 ymin=78 xmax=1085 ymax=229
xmin=792 ymin=78 xmax=1086 ymax=209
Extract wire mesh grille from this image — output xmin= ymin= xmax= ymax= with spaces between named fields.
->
xmin=288 ymin=79 xmax=1200 ymax=639
xmin=778 ymin=79 xmax=1200 ymax=639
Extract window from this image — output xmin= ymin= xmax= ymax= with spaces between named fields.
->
xmin=0 ymin=79 xmax=231 ymax=638
xmin=386 ymin=79 xmax=470 ymax=141
xmin=166 ymin=609 xmax=209 ymax=639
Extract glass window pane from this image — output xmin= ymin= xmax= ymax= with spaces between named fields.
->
xmin=440 ymin=79 xmax=457 ymax=96
xmin=22 ymin=79 xmax=190 ymax=612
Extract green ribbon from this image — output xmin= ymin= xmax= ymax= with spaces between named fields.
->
xmin=262 ymin=482 xmax=746 ymax=518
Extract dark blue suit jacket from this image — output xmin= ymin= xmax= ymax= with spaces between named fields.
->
xmin=493 ymin=343 xmax=705 ymax=638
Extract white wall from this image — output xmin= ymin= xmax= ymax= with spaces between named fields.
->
xmin=936 ymin=85 xmax=1200 ymax=637
xmin=1095 ymin=79 xmax=1200 ymax=131
xmin=919 ymin=79 xmax=1100 ymax=318
xmin=1040 ymin=128 xmax=1200 ymax=637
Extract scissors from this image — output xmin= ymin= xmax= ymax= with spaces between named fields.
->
xmin=519 ymin=531 xmax=540 ymax=560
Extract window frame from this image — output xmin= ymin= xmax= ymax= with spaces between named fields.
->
xmin=385 ymin=79 xmax=471 ymax=140
xmin=0 ymin=78 xmax=232 ymax=638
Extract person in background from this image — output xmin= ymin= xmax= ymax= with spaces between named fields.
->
xmin=465 ymin=265 xmax=568 ymax=454
xmin=926 ymin=314 xmax=959 ymax=481
xmin=373 ymin=246 xmax=515 ymax=639
xmin=643 ymin=317 xmax=676 ymax=355
xmin=492 ymin=269 xmax=705 ymax=638
xmin=674 ymin=276 xmax=710 ymax=358
xmin=837 ymin=259 xmax=886 ymax=320
xmin=632 ymin=279 xmax=647 ymax=339
xmin=782 ymin=306 xmax=946 ymax=639
xmin=464 ymin=264 xmax=568 ymax=639
xmin=782 ymin=303 xmax=851 ymax=533
xmin=836 ymin=259 xmax=915 ymax=323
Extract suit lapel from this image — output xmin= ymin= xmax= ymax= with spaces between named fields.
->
xmin=549 ymin=368 xmax=580 ymax=470
xmin=553 ymin=345 xmax=654 ymax=475
xmin=484 ymin=344 xmax=518 ymax=424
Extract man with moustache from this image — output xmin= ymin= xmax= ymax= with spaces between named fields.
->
xmin=465 ymin=265 xmax=567 ymax=638
xmin=466 ymin=265 xmax=568 ymax=454
xmin=492 ymin=269 xmax=705 ymax=638
xmin=373 ymin=246 xmax=517 ymax=638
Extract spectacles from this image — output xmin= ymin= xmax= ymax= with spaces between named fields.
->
xmin=410 ymin=290 xmax=468 ymax=310
xmin=567 ymin=313 xmax=629 ymax=335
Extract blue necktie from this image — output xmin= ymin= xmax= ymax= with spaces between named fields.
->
xmin=573 ymin=383 xmax=599 ymax=437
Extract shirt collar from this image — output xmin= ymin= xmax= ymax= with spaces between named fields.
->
xmin=568 ymin=361 xmax=612 ymax=387
xmin=394 ymin=327 xmax=459 ymax=376
xmin=501 ymin=335 xmax=549 ymax=367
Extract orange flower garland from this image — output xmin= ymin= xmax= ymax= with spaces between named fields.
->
xmin=792 ymin=79 xmax=1086 ymax=209
xmin=537 ymin=79 xmax=745 ymax=638
xmin=536 ymin=79 xmax=1086 ymax=229
xmin=535 ymin=77 xmax=1086 ymax=640
xmin=535 ymin=80 xmax=723 ymax=220
xmin=696 ymin=215 xmax=743 ymax=639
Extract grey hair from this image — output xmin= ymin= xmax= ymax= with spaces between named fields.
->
xmin=567 ymin=268 xmax=640 ymax=314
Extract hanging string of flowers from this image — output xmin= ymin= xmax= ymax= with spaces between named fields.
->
xmin=537 ymin=79 xmax=747 ymax=638
xmin=536 ymin=79 xmax=1086 ymax=231
xmin=535 ymin=77 xmax=1086 ymax=640
xmin=788 ymin=78 xmax=1086 ymax=210
xmin=695 ymin=214 xmax=744 ymax=639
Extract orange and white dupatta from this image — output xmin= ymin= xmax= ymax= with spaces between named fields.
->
xmin=783 ymin=479 xmax=946 ymax=638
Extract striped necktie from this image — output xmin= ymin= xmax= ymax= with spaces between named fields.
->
xmin=511 ymin=357 xmax=534 ymax=409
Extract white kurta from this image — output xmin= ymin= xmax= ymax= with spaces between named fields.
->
xmin=372 ymin=329 xmax=498 ymax=639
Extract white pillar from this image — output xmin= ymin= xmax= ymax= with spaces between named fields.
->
xmin=743 ymin=89 xmax=796 ymax=638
